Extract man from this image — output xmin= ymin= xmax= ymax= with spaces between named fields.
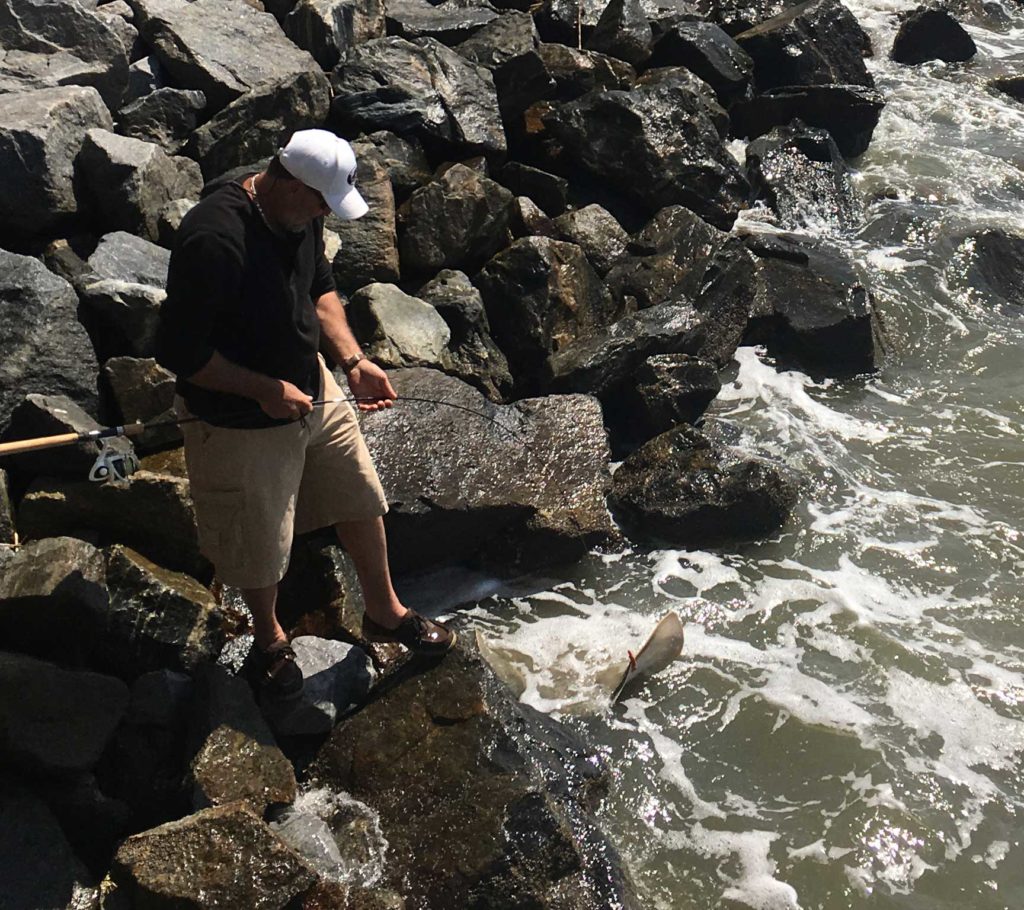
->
xmin=156 ymin=129 xmax=455 ymax=700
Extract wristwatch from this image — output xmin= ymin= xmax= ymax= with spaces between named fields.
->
xmin=341 ymin=352 xmax=365 ymax=373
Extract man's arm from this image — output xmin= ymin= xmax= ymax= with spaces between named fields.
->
xmin=315 ymin=290 xmax=396 ymax=412
xmin=188 ymin=351 xmax=314 ymax=421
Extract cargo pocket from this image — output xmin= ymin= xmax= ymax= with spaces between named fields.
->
xmin=192 ymin=488 xmax=246 ymax=568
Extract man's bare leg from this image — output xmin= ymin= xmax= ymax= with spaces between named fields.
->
xmin=242 ymin=583 xmax=289 ymax=651
xmin=334 ymin=516 xmax=408 ymax=629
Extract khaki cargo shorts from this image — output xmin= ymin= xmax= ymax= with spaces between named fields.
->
xmin=177 ymin=356 xmax=388 ymax=588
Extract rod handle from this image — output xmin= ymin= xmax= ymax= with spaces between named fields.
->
xmin=0 ymin=432 xmax=83 ymax=456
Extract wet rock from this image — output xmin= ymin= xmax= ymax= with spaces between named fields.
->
xmin=419 ymin=269 xmax=514 ymax=400
xmin=648 ymin=21 xmax=754 ymax=103
xmin=260 ymin=637 xmax=377 ymax=736
xmin=99 ymin=545 xmax=234 ymax=679
xmin=454 ymin=11 xmax=553 ymax=118
xmin=188 ymin=665 xmax=298 ymax=812
xmin=610 ymin=424 xmax=799 ymax=545
xmin=128 ymin=669 xmax=194 ymax=727
xmin=360 ymin=368 xmax=617 ymax=572
xmin=0 ymin=536 xmax=108 ymax=666
xmin=0 ymin=86 xmax=112 ymax=239
xmin=132 ymin=0 xmax=322 ymax=113
xmin=640 ymin=64 xmax=730 ymax=139
xmin=0 ymin=394 xmax=134 ymax=480
xmin=538 ymin=71 xmax=749 ymax=229
xmin=349 ymin=283 xmax=452 ymax=367
xmin=693 ymin=0 xmax=789 ymax=33
xmin=0 ymin=250 xmax=99 ymax=429
xmin=308 ymin=643 xmax=635 ymax=909
xmin=102 ymin=356 xmax=181 ymax=452
xmin=0 ymin=0 xmax=128 ymax=108
xmin=397 ymin=163 xmax=514 ymax=276
xmin=18 ymin=469 xmax=208 ymax=581
xmin=330 ymin=36 xmax=506 ymax=157
xmin=187 ymin=69 xmax=332 ymax=180
xmin=534 ymin=0 xmax=607 ymax=44
xmin=730 ymin=83 xmax=885 ymax=157
xmin=108 ymin=802 xmax=316 ymax=907
xmin=553 ymin=204 xmax=629 ymax=276
xmin=745 ymin=121 xmax=860 ymax=232
xmin=635 ymin=354 xmax=721 ymax=435
xmin=328 ymin=144 xmax=400 ymax=294
xmin=116 ymin=87 xmax=206 ymax=153
xmin=990 ymin=75 xmax=1024 ymax=104
xmin=961 ymin=230 xmax=1024 ymax=306
xmin=494 ymin=160 xmax=568 ymax=216
xmin=0 ymin=651 xmax=128 ymax=775
xmin=585 ymin=0 xmax=653 ymax=68
xmin=509 ymin=194 xmax=559 ymax=238
xmin=76 ymin=129 xmax=203 ymax=242
xmin=284 ymin=0 xmax=386 ymax=70
xmin=276 ymin=539 xmax=365 ymax=642
xmin=742 ymin=230 xmax=882 ymax=375
xmin=0 ymin=782 xmax=100 ymax=910
xmin=474 ymin=236 xmax=618 ymax=393
xmin=891 ymin=5 xmax=977 ymax=64
xmin=734 ymin=0 xmax=874 ymax=91
xmin=357 ymin=130 xmax=432 ymax=202
xmin=386 ymin=0 xmax=500 ymax=45
xmin=536 ymin=42 xmax=636 ymax=100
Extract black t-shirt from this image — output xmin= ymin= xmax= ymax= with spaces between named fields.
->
xmin=155 ymin=177 xmax=336 ymax=428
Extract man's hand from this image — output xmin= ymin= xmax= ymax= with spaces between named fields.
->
xmin=258 ymin=379 xmax=314 ymax=420
xmin=347 ymin=359 xmax=397 ymax=412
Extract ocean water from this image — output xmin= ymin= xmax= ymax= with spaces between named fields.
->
xmin=412 ymin=3 xmax=1024 ymax=907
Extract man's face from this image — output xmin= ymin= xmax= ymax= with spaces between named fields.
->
xmin=279 ymin=179 xmax=332 ymax=230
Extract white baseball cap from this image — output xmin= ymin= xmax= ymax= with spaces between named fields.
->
xmin=278 ymin=129 xmax=368 ymax=220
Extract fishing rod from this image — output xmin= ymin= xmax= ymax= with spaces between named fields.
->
xmin=0 ymin=394 xmax=522 ymax=483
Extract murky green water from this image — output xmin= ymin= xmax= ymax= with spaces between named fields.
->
xmin=412 ymin=2 xmax=1024 ymax=907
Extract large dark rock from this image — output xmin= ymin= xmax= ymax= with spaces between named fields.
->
xmin=635 ymin=354 xmax=722 ymax=435
xmin=328 ymin=142 xmax=400 ymax=294
xmin=102 ymin=356 xmax=181 ymax=452
xmin=730 ymin=83 xmax=885 ymax=157
xmin=454 ymin=11 xmax=553 ymax=118
xmin=360 ymin=368 xmax=617 ymax=572
xmin=0 ymin=536 xmax=108 ymax=666
xmin=648 ymin=21 xmax=754 ymax=103
xmin=131 ymin=0 xmax=323 ymax=113
xmin=76 ymin=128 xmax=203 ymax=242
xmin=553 ymin=203 xmax=629 ymax=276
xmin=187 ymin=69 xmax=332 ymax=180
xmin=18 ymin=468 xmax=208 ymax=581
xmin=538 ymin=72 xmax=749 ymax=229
xmin=0 ymin=650 xmax=129 ymax=775
xmin=116 ymin=87 xmax=206 ymax=153
xmin=493 ymin=160 xmax=569 ymax=216
xmin=397 ymin=163 xmax=514 ymax=276
xmin=99 ymin=545 xmax=236 ymax=680
xmin=891 ymin=5 xmax=977 ymax=64
xmin=330 ymin=36 xmax=506 ymax=157
xmin=960 ymin=231 xmax=1024 ymax=306
xmin=474 ymin=236 xmax=618 ymax=393
xmin=0 ymin=250 xmax=99 ymax=430
xmin=0 ymin=783 xmax=100 ymax=910
xmin=385 ymin=0 xmax=500 ymax=45
xmin=536 ymin=42 xmax=636 ymax=101
xmin=0 ymin=470 xmax=12 ymax=546
xmin=534 ymin=0 xmax=608 ymax=44
xmin=0 ymin=86 xmax=112 ymax=240
xmin=742 ymin=230 xmax=882 ymax=374
xmin=745 ymin=121 xmax=860 ymax=232
xmin=349 ymin=283 xmax=453 ymax=368
xmin=87 ymin=229 xmax=170 ymax=287
xmin=585 ymin=0 xmax=653 ymax=68
xmin=284 ymin=0 xmax=386 ymax=70
xmin=990 ymin=75 xmax=1024 ymax=104
xmin=0 ymin=0 xmax=129 ymax=108
xmin=610 ymin=424 xmax=799 ymax=545
xmin=356 ymin=130 xmax=433 ymax=202
xmin=308 ymin=643 xmax=637 ymax=909
xmin=692 ymin=0 xmax=789 ymax=34
xmin=734 ymin=0 xmax=874 ymax=91
xmin=0 ymin=394 xmax=134 ymax=480
xmin=107 ymin=802 xmax=316 ymax=908
xmin=187 ymin=665 xmax=298 ymax=813
xmin=419 ymin=269 xmax=514 ymax=400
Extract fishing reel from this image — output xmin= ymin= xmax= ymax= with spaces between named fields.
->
xmin=88 ymin=441 xmax=140 ymax=483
